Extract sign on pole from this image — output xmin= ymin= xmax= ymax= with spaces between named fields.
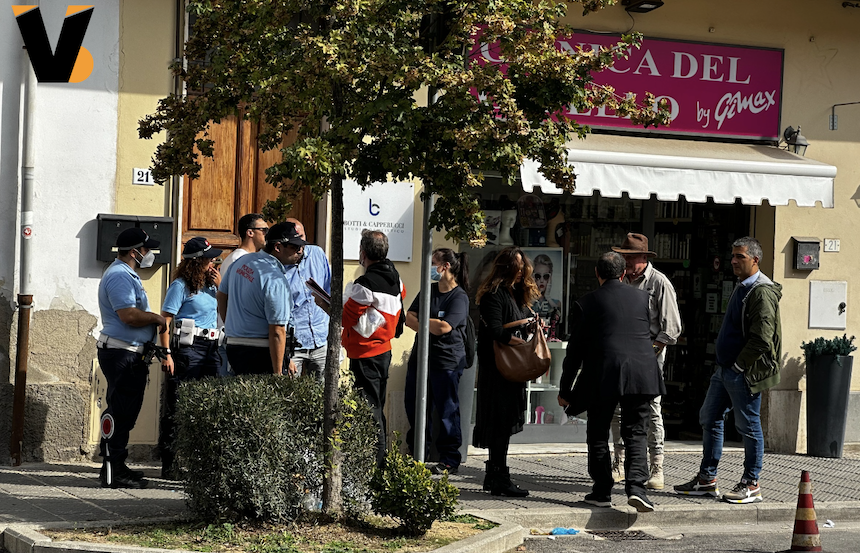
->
xmin=343 ymin=180 xmax=415 ymax=262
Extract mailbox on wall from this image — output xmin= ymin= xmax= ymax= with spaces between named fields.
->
xmin=96 ymin=214 xmax=174 ymax=264
xmin=791 ymin=237 xmax=820 ymax=271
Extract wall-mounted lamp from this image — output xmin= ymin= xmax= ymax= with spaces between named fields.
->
xmin=783 ymin=126 xmax=809 ymax=156
xmin=622 ymin=0 xmax=665 ymax=13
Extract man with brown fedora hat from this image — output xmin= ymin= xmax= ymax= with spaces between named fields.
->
xmin=609 ymin=232 xmax=682 ymax=490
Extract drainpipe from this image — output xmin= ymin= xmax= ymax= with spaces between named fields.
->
xmin=170 ymin=0 xmax=185 ymax=261
xmin=10 ymin=51 xmax=37 ymax=466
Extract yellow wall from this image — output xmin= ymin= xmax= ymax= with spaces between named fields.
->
xmin=563 ymin=0 xmax=860 ymax=451
xmin=115 ymin=0 xmax=175 ymax=309
xmin=89 ymin=0 xmax=176 ymax=446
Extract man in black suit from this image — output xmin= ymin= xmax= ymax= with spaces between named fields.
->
xmin=558 ymin=252 xmax=666 ymax=512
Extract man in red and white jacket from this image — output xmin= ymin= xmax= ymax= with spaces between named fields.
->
xmin=343 ymin=229 xmax=405 ymax=465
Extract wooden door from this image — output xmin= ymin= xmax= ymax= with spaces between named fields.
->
xmin=182 ymin=117 xmax=316 ymax=250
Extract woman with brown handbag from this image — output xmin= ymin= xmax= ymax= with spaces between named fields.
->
xmin=473 ymin=246 xmax=541 ymax=497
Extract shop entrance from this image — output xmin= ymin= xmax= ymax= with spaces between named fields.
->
xmin=463 ymin=183 xmax=750 ymax=443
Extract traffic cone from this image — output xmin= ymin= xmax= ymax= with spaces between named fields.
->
xmin=780 ymin=470 xmax=823 ymax=552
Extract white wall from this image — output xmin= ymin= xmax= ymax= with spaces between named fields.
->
xmin=0 ymin=0 xmax=119 ymax=315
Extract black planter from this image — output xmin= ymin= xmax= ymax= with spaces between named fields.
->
xmin=806 ymin=354 xmax=854 ymax=458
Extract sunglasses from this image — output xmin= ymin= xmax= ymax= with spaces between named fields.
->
xmin=250 ymin=227 xmax=269 ymax=235
xmin=534 ymin=273 xmax=551 ymax=281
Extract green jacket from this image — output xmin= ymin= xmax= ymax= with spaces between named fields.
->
xmin=735 ymin=273 xmax=783 ymax=393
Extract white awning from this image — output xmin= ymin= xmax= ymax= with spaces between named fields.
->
xmin=521 ymin=134 xmax=836 ymax=208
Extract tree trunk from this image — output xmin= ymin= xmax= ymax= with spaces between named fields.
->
xmin=322 ymin=173 xmax=345 ymax=516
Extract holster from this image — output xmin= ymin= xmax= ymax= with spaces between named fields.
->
xmin=178 ymin=319 xmax=196 ymax=347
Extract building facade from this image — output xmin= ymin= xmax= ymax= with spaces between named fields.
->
xmin=0 ymin=0 xmax=857 ymax=463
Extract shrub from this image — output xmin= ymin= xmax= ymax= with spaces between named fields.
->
xmin=801 ymin=334 xmax=857 ymax=364
xmin=174 ymin=375 xmax=377 ymax=522
xmin=369 ymin=437 xmax=459 ymax=536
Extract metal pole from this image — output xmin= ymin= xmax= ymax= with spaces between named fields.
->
xmin=413 ymin=187 xmax=434 ymax=462
xmin=11 ymin=52 xmax=37 ymax=466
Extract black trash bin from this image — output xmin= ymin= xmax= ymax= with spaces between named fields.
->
xmin=806 ymin=354 xmax=854 ymax=458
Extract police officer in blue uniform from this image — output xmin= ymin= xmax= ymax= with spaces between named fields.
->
xmin=157 ymin=236 xmax=223 ymax=479
xmin=218 ymin=222 xmax=306 ymax=375
xmin=96 ymin=228 xmax=167 ymax=489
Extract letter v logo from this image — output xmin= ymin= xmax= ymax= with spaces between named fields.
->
xmin=13 ymin=5 xmax=94 ymax=83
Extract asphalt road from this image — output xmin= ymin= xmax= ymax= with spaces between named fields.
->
xmin=515 ymin=522 xmax=860 ymax=553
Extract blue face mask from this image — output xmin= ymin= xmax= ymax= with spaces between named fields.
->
xmin=430 ymin=265 xmax=442 ymax=282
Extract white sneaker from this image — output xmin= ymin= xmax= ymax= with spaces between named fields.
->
xmin=722 ymin=480 xmax=763 ymax=504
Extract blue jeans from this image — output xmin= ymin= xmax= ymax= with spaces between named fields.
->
xmin=698 ymin=366 xmax=763 ymax=482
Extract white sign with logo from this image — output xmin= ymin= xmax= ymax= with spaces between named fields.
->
xmin=343 ymin=180 xmax=414 ymax=262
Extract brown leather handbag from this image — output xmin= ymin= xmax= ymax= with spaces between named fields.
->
xmin=492 ymin=311 xmax=552 ymax=383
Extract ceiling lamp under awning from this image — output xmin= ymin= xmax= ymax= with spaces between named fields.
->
xmin=520 ymin=134 xmax=836 ymax=208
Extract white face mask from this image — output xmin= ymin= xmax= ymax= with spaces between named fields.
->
xmin=134 ymin=249 xmax=156 ymax=269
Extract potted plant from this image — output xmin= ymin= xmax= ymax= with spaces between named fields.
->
xmin=801 ymin=334 xmax=856 ymax=458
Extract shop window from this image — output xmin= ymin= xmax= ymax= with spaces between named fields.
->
xmin=463 ymin=179 xmax=749 ymax=443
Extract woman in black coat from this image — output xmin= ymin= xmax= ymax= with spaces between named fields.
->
xmin=473 ymin=246 xmax=540 ymax=497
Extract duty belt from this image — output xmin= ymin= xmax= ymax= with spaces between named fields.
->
xmin=225 ymin=336 xmax=269 ymax=348
xmin=96 ymin=334 xmax=145 ymax=354
xmin=174 ymin=326 xmax=224 ymax=341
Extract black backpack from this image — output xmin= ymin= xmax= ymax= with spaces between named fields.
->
xmin=463 ymin=315 xmax=476 ymax=368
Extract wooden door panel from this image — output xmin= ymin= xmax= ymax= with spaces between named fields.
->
xmin=181 ymin=116 xmax=316 ymax=251
xmin=185 ymin=116 xmax=240 ymax=233
xmin=252 ymin=126 xmax=315 ymax=242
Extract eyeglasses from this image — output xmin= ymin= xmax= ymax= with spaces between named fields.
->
xmin=534 ymin=273 xmax=551 ymax=281
xmin=250 ymin=227 xmax=269 ymax=235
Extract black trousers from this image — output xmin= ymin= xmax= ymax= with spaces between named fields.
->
xmin=404 ymin=357 xmax=466 ymax=467
xmin=226 ymin=344 xmax=278 ymax=375
xmin=350 ymin=351 xmax=392 ymax=465
xmin=98 ymin=348 xmax=149 ymax=463
xmin=587 ymin=394 xmax=652 ymax=497
xmin=159 ymin=337 xmax=221 ymax=464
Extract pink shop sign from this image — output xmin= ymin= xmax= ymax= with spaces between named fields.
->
xmin=472 ymin=33 xmax=784 ymax=141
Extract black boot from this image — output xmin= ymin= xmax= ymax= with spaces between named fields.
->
xmin=100 ymin=461 xmax=148 ymax=489
xmin=161 ymin=451 xmax=179 ymax=480
xmin=490 ymin=466 xmax=529 ymax=497
xmin=122 ymin=463 xmax=145 ymax=481
xmin=482 ymin=460 xmax=496 ymax=491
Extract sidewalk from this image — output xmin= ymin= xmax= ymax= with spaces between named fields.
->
xmin=2 ymin=449 xmax=860 ymax=535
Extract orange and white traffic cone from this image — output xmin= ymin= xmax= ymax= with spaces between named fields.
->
xmin=780 ymin=470 xmax=823 ymax=552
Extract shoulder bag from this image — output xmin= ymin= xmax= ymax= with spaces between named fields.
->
xmin=492 ymin=308 xmax=551 ymax=383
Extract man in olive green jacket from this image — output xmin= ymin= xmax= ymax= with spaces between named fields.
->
xmin=674 ymin=237 xmax=782 ymax=505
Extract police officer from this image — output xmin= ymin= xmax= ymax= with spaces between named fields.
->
xmin=218 ymin=221 xmax=306 ymax=375
xmin=96 ymin=228 xmax=167 ymax=489
xmin=158 ymin=236 xmax=223 ymax=479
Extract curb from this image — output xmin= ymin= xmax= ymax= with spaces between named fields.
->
xmin=470 ymin=501 xmax=860 ymax=531
xmin=432 ymin=523 xmax=525 ymax=553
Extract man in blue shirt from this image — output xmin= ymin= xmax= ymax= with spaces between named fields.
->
xmin=218 ymin=222 xmax=306 ymax=375
xmin=96 ymin=228 xmax=167 ymax=489
xmin=284 ymin=218 xmax=331 ymax=383
xmin=675 ymin=237 xmax=782 ymax=505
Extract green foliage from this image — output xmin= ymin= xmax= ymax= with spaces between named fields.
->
xmin=369 ymin=438 xmax=459 ymax=537
xmin=174 ymin=376 xmax=377 ymax=522
xmin=140 ymin=0 xmax=669 ymax=245
xmin=801 ymin=334 xmax=857 ymax=364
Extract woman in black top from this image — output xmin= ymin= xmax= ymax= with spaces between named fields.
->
xmin=404 ymin=248 xmax=470 ymax=474
xmin=473 ymin=246 xmax=540 ymax=497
